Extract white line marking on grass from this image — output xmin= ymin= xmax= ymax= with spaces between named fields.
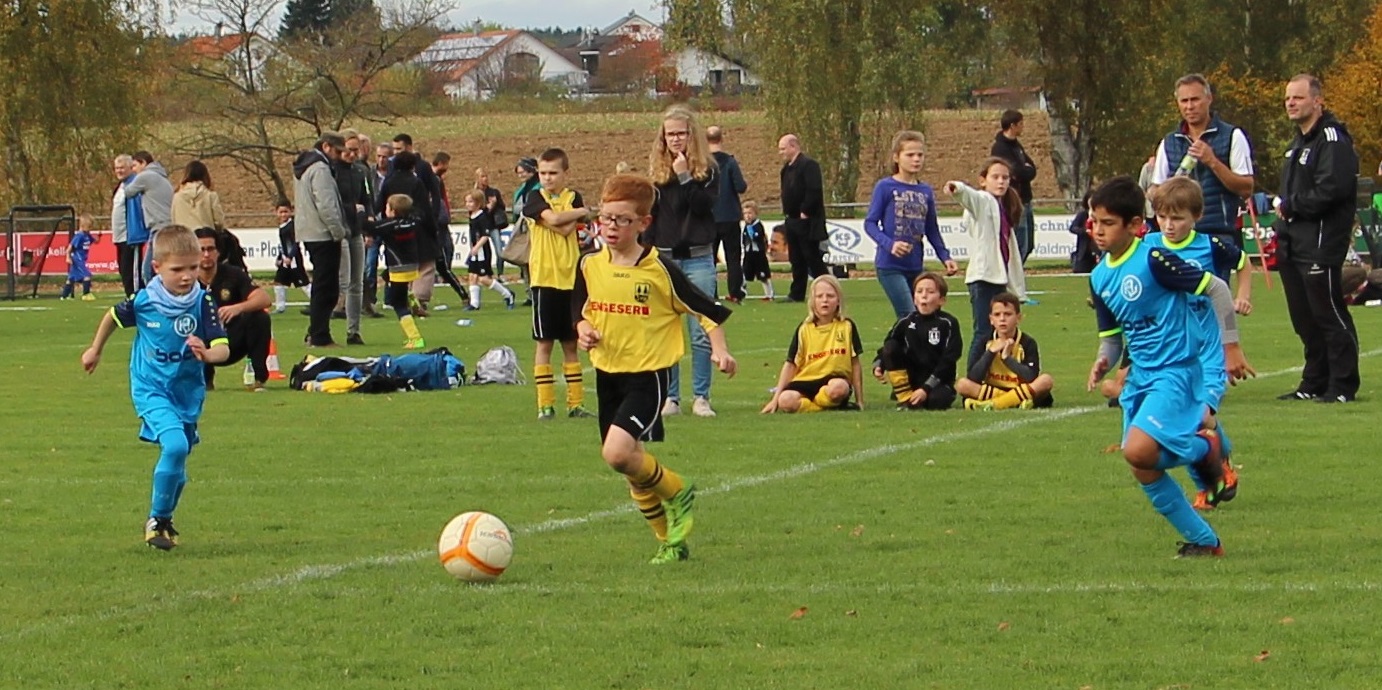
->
xmin=6 ymin=349 xmax=1375 ymax=641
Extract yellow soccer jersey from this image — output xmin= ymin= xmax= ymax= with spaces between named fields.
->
xmin=981 ymin=331 xmax=1041 ymax=390
xmin=523 ymin=188 xmax=583 ymax=289
xmin=573 ymin=247 xmax=732 ymax=373
xmin=786 ymin=318 xmax=863 ymax=382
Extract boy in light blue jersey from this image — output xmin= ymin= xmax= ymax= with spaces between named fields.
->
xmin=1085 ymin=177 xmax=1255 ymax=558
xmin=1146 ymin=176 xmax=1253 ymax=509
xmin=82 ymin=225 xmax=229 ymax=550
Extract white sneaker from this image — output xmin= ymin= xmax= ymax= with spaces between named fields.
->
xmin=661 ymin=398 xmax=681 ymax=416
xmin=692 ymin=396 xmax=716 ymax=418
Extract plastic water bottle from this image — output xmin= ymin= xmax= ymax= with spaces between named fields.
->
xmin=242 ymin=362 xmax=255 ymax=386
xmin=455 ymin=319 xmax=472 ymax=327
xmin=1175 ymin=153 xmax=1196 ymax=176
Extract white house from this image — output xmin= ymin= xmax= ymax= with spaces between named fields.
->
xmin=669 ymin=47 xmax=758 ymax=90
xmin=183 ymin=32 xmax=279 ymax=91
xmin=417 ymin=30 xmax=586 ymax=100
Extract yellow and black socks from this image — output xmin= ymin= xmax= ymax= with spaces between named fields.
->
xmin=399 ymin=315 xmax=423 ymax=341
xmin=628 ymin=451 xmax=685 ymax=501
xmin=886 ymin=370 xmax=913 ymax=402
xmin=563 ymin=362 xmax=585 ymax=410
xmin=629 ymin=482 xmax=668 ymax=541
xmin=993 ymin=384 xmax=1036 ymax=410
xmin=535 ymin=364 xmax=556 ymax=409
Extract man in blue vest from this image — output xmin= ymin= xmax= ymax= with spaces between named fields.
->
xmin=1151 ymin=74 xmax=1255 ymax=247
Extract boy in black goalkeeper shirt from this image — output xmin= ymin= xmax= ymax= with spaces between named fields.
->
xmin=873 ymin=272 xmax=962 ymax=410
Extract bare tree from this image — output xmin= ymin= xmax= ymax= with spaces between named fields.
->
xmin=171 ymin=0 xmax=451 ymax=202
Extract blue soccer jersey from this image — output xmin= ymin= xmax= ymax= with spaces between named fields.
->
xmin=111 ymin=286 xmax=227 ymax=431
xmin=68 ymin=230 xmax=94 ymax=280
xmin=1090 ymin=238 xmax=1214 ymax=370
xmin=1144 ymin=231 xmax=1244 ymax=407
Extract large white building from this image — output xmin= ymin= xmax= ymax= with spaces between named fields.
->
xmin=417 ymin=30 xmax=587 ymax=100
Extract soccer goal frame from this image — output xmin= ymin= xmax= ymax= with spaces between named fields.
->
xmin=2 ymin=205 xmax=76 ymax=300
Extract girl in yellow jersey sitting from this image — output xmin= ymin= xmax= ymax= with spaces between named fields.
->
xmin=762 ymin=275 xmax=865 ymax=413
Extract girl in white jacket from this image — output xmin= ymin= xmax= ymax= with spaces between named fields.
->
xmin=944 ymin=158 xmax=1027 ymax=370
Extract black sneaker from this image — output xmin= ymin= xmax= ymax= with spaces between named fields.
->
xmin=1277 ymin=389 xmax=1318 ymax=401
xmin=331 ymin=310 xmax=347 ymax=320
xmin=346 ymin=333 xmax=365 ymax=346
xmin=299 ymin=308 xmax=313 ymax=316
xmin=1175 ymin=540 xmax=1224 ymax=558
xmin=1315 ymin=392 xmax=1354 ymax=404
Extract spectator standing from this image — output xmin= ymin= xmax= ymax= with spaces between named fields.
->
xmin=990 ymin=110 xmax=1039 ymax=263
xmin=124 ymin=150 xmax=174 ymax=286
xmin=171 ymin=160 xmax=227 ymax=231
xmin=646 ymin=106 xmax=721 ymax=418
xmin=475 ymin=167 xmax=509 ymax=277
xmin=1151 ymin=74 xmax=1255 ymax=247
xmin=292 ymin=132 xmax=350 ymax=348
xmin=333 ymin=131 xmax=369 ymax=344
xmin=707 ymin=125 xmax=748 ymax=302
xmin=1274 ymin=74 xmax=1360 ymax=403
xmin=365 ymin=141 xmax=394 ymax=313
xmin=432 ymin=151 xmax=455 ymax=269
xmin=512 ymin=157 xmax=543 ymax=305
xmin=110 ymin=154 xmax=137 ymax=298
xmin=778 ymin=134 xmax=828 ymax=301
xmin=864 ymin=130 xmax=957 ymax=319
xmin=392 ymin=134 xmax=443 ymax=311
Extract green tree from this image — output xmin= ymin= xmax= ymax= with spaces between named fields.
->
xmin=1327 ymin=2 xmax=1382 ymax=175
xmin=0 ymin=1 xmax=148 ymax=209
xmin=279 ymin=0 xmax=332 ymax=39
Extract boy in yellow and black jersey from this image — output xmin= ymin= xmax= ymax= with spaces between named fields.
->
xmin=956 ymin=291 xmax=1055 ymax=410
xmin=572 ymin=174 xmax=737 ymax=565
xmin=522 ymin=147 xmax=590 ymax=420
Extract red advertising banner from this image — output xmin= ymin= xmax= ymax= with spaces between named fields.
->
xmin=1 ymin=232 xmax=119 ymax=276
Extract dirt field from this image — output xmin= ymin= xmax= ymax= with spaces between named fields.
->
xmin=185 ymin=109 xmax=1064 ymax=227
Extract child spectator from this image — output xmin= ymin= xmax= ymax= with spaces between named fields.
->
xmin=462 ymin=189 xmax=516 ymax=311
xmin=864 ymin=131 xmax=957 ymax=318
xmin=62 ymin=214 xmax=97 ymax=301
xmin=944 ymin=158 xmax=1028 ymax=370
xmin=762 ymin=275 xmax=864 ymax=413
xmin=523 ymin=147 xmax=593 ymax=420
xmin=874 ymin=272 xmax=962 ymax=410
xmin=80 ymin=225 xmax=230 ymax=550
xmin=368 ymin=194 xmax=428 ymax=349
xmin=956 ymin=291 xmax=1054 ymax=410
xmin=740 ymin=201 xmax=774 ymax=300
xmin=272 ymin=199 xmax=310 ymax=314
xmin=572 ymin=173 xmax=736 ymax=564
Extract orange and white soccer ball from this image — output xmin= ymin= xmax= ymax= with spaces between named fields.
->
xmin=438 ymin=511 xmax=514 ymax=582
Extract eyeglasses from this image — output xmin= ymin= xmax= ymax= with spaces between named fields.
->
xmin=664 ymin=130 xmax=689 ymax=140
xmin=597 ymin=214 xmax=640 ymax=228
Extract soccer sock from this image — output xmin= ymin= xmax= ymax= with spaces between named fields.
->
xmin=992 ymin=384 xmax=1035 ymax=410
xmin=763 ymin=280 xmax=774 ymax=298
xmin=563 ymin=361 xmax=585 ymax=409
xmin=629 ymin=482 xmax=669 ymax=542
xmin=149 ymin=429 xmax=191 ymax=519
xmin=535 ymin=364 xmax=556 ymax=409
xmin=796 ymin=398 xmax=824 ymax=413
xmin=82 ymin=280 xmax=92 ymax=295
xmin=469 ymin=284 xmax=481 ymax=308
xmin=399 ymin=314 xmax=423 ymax=341
xmin=628 ymin=450 xmax=685 ymax=501
xmin=978 ymin=384 xmax=997 ymax=401
xmin=301 ymin=284 xmax=312 ymax=299
xmin=274 ymin=285 xmax=287 ymax=309
xmin=60 ymin=283 xmax=72 ymax=298
xmin=885 ymin=370 xmax=912 ymax=402
xmin=1186 ymin=465 xmax=1208 ymax=492
xmin=810 ymin=387 xmax=838 ymax=410
xmin=1141 ymin=473 xmax=1218 ymax=546
xmin=491 ymin=281 xmax=513 ymax=299
xmin=1218 ymin=424 xmax=1234 ymax=458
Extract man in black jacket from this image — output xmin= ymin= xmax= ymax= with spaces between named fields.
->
xmin=990 ymin=110 xmax=1039 ymax=263
xmin=778 ymin=134 xmax=828 ymax=301
xmin=709 ymin=126 xmax=749 ymax=301
xmin=1274 ymin=74 xmax=1360 ymax=403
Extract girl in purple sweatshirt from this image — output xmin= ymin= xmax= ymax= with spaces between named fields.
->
xmin=865 ymin=131 xmax=958 ymax=318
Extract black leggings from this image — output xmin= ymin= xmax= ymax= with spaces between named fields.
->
xmin=436 ymin=259 xmax=468 ymax=302
xmin=386 ymin=280 xmax=411 ymax=319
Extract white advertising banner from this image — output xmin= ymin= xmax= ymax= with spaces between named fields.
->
xmin=231 ymin=215 xmax=1083 ymax=273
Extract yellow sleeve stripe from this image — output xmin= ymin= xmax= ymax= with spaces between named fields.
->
xmin=1098 ymin=327 xmax=1123 ymax=337
xmin=209 ymin=338 xmax=230 ymax=348
xmin=110 ymin=307 xmax=129 ymax=328
xmin=1193 ymin=272 xmax=1213 ymax=296
xmin=1235 ymin=252 xmax=1247 ymax=271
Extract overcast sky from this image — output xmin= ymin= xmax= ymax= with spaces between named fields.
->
xmin=169 ymin=1 xmax=665 ymax=34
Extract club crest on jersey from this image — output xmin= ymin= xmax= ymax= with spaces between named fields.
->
xmin=173 ymin=314 xmax=197 ymax=337
xmin=1120 ymin=275 xmax=1144 ymax=302
xmin=928 ymin=328 xmax=940 ymax=345
xmin=1297 ymin=147 xmax=1311 ymax=165
xmin=220 ymin=288 xmax=233 ymax=302
xmin=633 ymin=281 xmax=651 ymax=304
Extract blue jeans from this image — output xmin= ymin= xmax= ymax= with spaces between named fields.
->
xmin=666 ymin=254 xmax=715 ymax=402
xmin=877 ymin=268 xmax=921 ymax=319
xmin=967 ymin=280 xmax=1007 ymax=371
xmin=364 ymin=241 xmax=381 ymax=304
xmin=1017 ymin=203 xmax=1036 ymax=264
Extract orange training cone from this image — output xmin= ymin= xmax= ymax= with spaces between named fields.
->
xmin=266 ymin=335 xmax=287 ymax=380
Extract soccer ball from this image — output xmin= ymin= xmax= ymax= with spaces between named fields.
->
xmin=437 ymin=511 xmax=514 ymax=582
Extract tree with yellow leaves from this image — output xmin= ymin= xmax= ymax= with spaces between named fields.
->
xmin=1326 ymin=2 xmax=1382 ymax=176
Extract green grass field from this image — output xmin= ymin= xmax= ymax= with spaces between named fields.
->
xmin=5 ymin=274 xmax=1382 ymax=689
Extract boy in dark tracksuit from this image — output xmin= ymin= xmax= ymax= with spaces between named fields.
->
xmin=368 ymin=194 xmax=427 ymax=349
xmin=874 ymin=272 xmax=962 ymax=410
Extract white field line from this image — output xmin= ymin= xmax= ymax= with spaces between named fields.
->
xmin=1 ymin=350 xmax=1369 ymax=641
